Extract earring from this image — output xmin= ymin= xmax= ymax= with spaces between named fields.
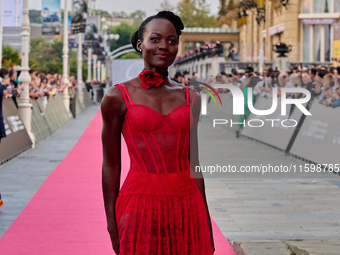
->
xmin=139 ymin=49 xmax=142 ymax=52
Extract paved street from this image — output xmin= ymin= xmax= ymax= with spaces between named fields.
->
xmin=199 ymin=116 xmax=340 ymax=254
xmin=200 ymin=117 xmax=340 ymax=240
xmin=1 ymin=106 xmax=340 ymax=254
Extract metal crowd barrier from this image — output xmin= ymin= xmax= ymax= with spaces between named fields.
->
xmin=31 ymin=89 xmax=93 ymax=145
xmin=200 ymin=89 xmax=340 ymax=166
xmin=31 ymin=94 xmax=70 ymax=144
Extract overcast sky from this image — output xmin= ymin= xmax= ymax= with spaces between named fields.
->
xmin=30 ymin=0 xmax=219 ymax=16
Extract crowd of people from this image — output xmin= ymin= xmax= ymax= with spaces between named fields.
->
xmin=172 ymin=65 xmax=340 ymax=138
xmin=240 ymin=65 xmax=340 ymax=109
xmin=0 ymin=68 xmax=79 ymax=109
xmin=172 ymin=65 xmax=340 ymax=109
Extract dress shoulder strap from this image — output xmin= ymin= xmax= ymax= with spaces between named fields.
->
xmin=186 ymin=86 xmax=190 ymax=105
xmin=190 ymin=89 xmax=197 ymax=108
xmin=115 ymin=83 xmax=134 ymax=108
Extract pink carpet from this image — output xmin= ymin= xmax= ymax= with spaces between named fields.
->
xmin=0 ymin=111 xmax=236 ymax=255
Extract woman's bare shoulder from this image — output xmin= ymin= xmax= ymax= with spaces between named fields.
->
xmin=100 ymin=84 xmax=125 ymax=119
xmin=101 ymin=78 xmax=140 ymax=116
xmin=102 ymin=84 xmax=122 ymax=103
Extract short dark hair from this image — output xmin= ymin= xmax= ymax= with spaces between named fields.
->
xmin=29 ymin=69 xmax=35 ymax=75
xmin=9 ymin=69 xmax=16 ymax=78
xmin=220 ymin=71 xmax=227 ymax=76
xmin=336 ymin=67 xmax=340 ymax=74
xmin=174 ymin=71 xmax=182 ymax=78
xmin=0 ymin=68 xmax=9 ymax=79
xmin=231 ymin=69 xmax=238 ymax=76
xmin=131 ymin=11 xmax=184 ymax=54
xmin=192 ymin=72 xmax=197 ymax=76
xmin=310 ymin=68 xmax=317 ymax=76
xmin=245 ymin=66 xmax=254 ymax=73
xmin=183 ymin=70 xmax=189 ymax=76
xmin=317 ymin=69 xmax=327 ymax=78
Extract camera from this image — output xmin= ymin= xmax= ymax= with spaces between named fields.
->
xmin=11 ymin=88 xmax=18 ymax=96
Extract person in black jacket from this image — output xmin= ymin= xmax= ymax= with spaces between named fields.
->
xmin=0 ymin=80 xmax=6 ymax=207
xmin=0 ymin=79 xmax=6 ymax=142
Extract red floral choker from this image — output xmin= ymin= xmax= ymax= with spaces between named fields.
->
xmin=138 ymin=69 xmax=168 ymax=89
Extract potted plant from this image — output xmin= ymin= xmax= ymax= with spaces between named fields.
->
xmin=272 ymin=42 xmax=292 ymax=57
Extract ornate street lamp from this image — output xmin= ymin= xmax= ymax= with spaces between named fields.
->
xmin=236 ymin=12 xmax=242 ymax=27
xmin=256 ymin=0 xmax=266 ymax=25
xmin=241 ymin=10 xmax=248 ymax=25
xmin=239 ymin=0 xmax=266 ymax=26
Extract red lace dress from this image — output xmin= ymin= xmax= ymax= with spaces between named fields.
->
xmin=115 ymin=83 xmax=213 ymax=255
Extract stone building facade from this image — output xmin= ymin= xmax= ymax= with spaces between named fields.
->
xmin=219 ymin=0 xmax=340 ymax=63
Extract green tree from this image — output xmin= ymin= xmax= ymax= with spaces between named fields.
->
xmin=42 ymin=61 xmax=63 ymax=74
xmin=29 ymin=10 xmax=42 ymax=23
xmin=129 ymin=10 xmax=146 ymax=26
xmin=29 ymin=59 xmax=38 ymax=69
xmin=30 ymin=37 xmax=64 ymax=72
xmin=120 ymin=52 xmax=142 ymax=59
xmin=2 ymin=45 xmax=21 ymax=67
xmin=51 ymin=39 xmax=63 ymax=59
xmin=109 ymin=23 xmax=138 ymax=51
xmin=101 ymin=11 xmax=112 ymax=18
xmin=157 ymin=0 xmax=175 ymax=12
xmin=177 ymin=0 xmax=219 ymax=27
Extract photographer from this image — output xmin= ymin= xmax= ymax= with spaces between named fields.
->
xmin=0 ymin=68 xmax=12 ymax=99
xmin=9 ymin=69 xmax=23 ymax=108
xmin=0 ymin=70 xmax=6 ymax=208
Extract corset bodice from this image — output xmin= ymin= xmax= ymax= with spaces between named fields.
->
xmin=115 ymin=83 xmax=198 ymax=196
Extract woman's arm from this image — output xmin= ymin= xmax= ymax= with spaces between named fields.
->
xmin=101 ymin=86 xmax=125 ymax=254
xmin=189 ymin=89 xmax=215 ymax=253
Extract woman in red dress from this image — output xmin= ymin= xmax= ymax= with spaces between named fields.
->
xmin=101 ymin=11 xmax=215 ymax=254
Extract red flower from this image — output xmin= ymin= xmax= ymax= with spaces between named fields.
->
xmin=138 ymin=70 xmax=163 ymax=89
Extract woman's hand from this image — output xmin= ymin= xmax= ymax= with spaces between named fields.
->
xmin=208 ymin=221 xmax=215 ymax=253
xmin=109 ymin=233 xmax=120 ymax=254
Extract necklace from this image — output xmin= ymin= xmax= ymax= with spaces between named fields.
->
xmin=138 ymin=68 xmax=168 ymax=89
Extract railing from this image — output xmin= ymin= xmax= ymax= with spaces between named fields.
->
xmin=290 ymin=62 xmax=334 ymax=68
xmin=220 ymin=62 xmax=273 ymax=73
xmin=31 ymin=89 xmax=92 ymax=145
xmin=221 ymin=61 xmax=333 ymax=73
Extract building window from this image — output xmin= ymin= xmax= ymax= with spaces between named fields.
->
xmin=313 ymin=0 xmax=331 ymax=13
xmin=301 ymin=0 xmax=337 ymax=62
xmin=335 ymin=0 xmax=340 ymax=12
xmin=303 ymin=0 xmax=340 ymax=13
xmin=303 ymin=0 xmax=311 ymax=13
xmin=314 ymin=25 xmax=322 ymax=61
xmin=325 ymin=25 xmax=331 ymax=61
xmin=303 ymin=25 xmax=311 ymax=62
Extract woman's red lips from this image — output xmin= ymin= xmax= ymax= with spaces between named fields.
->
xmin=156 ymin=53 xmax=170 ymax=58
